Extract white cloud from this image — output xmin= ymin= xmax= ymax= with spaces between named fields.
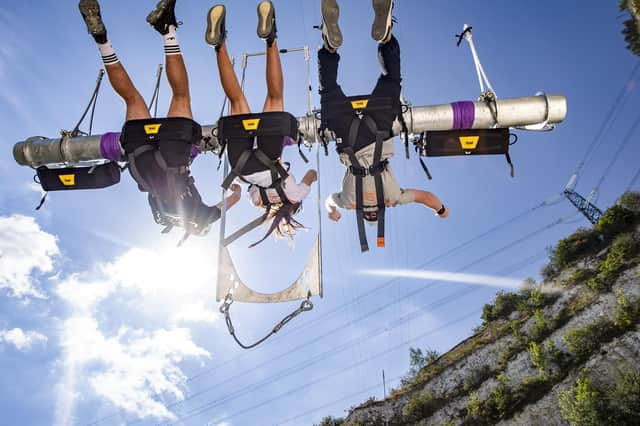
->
xmin=55 ymin=244 xmax=218 ymax=423
xmin=0 ymin=215 xmax=59 ymax=298
xmin=171 ymin=301 xmax=219 ymax=325
xmin=58 ymin=316 xmax=209 ymax=421
xmin=362 ymin=269 xmax=523 ymax=289
xmin=0 ymin=328 xmax=47 ymax=351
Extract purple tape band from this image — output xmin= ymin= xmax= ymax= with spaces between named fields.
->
xmin=100 ymin=132 xmax=122 ymax=162
xmin=451 ymin=101 xmax=475 ymax=130
xmin=190 ymin=145 xmax=201 ymax=159
xmin=283 ymin=135 xmax=296 ymax=147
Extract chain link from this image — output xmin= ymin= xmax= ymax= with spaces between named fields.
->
xmin=219 ymin=291 xmax=314 ymax=350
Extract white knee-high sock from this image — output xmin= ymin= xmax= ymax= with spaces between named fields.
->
xmin=163 ymin=25 xmax=181 ymax=56
xmin=98 ymin=40 xmax=119 ymax=66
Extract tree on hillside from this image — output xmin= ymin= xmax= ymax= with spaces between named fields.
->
xmin=620 ymin=0 xmax=640 ymax=55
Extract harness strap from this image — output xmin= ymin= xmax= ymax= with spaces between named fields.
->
xmin=505 ymin=152 xmax=515 ymax=178
xmin=127 ymin=145 xmax=156 ymax=193
xmin=362 ymin=116 xmax=387 ymax=249
xmin=253 ymin=149 xmax=291 ymax=204
xmin=222 ymin=149 xmax=252 ymax=189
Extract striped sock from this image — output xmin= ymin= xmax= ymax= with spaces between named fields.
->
xmin=98 ymin=41 xmax=119 ymax=66
xmin=163 ymin=25 xmax=181 ymax=56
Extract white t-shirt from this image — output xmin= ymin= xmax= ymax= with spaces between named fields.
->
xmin=244 ymin=170 xmax=311 ymax=206
xmin=325 ymin=139 xmax=414 ymax=211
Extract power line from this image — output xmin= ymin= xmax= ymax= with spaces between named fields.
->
xmin=168 ymin=309 xmax=483 ymax=426
xmin=275 ymin=374 xmax=404 ymax=426
xmin=574 ymin=61 xmax=640 ymax=177
xmin=275 ymin=252 xmax=548 ymax=426
xmin=594 ymin=112 xmax=640 ymax=190
xmin=88 ymin=201 xmax=554 ymax=426
xmin=160 ymin=222 xmax=561 ymax=425
xmin=154 ymin=221 xmax=558 ymax=421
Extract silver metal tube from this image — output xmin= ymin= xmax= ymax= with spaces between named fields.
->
xmin=13 ymin=94 xmax=567 ymax=167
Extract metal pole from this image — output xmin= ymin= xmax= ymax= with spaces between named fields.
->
xmin=382 ymin=369 xmax=387 ymax=399
xmin=13 ymin=94 xmax=567 ymax=167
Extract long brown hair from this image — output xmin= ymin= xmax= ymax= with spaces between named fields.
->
xmin=249 ymin=202 xmax=306 ymax=248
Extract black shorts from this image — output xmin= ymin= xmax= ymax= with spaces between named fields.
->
xmin=226 ymin=135 xmax=284 ymax=175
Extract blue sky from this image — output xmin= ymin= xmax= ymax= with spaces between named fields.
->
xmin=0 ymin=1 xmax=639 ymax=425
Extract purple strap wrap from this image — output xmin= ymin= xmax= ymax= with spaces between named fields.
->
xmin=283 ymin=135 xmax=296 ymax=147
xmin=190 ymin=145 xmax=201 ymax=159
xmin=451 ymin=101 xmax=475 ymax=130
xmin=100 ymin=132 xmax=122 ymax=161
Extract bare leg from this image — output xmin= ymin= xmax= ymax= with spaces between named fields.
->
xmin=166 ymin=53 xmax=193 ymax=119
xmin=104 ymin=62 xmax=151 ymax=121
xmin=215 ymin=42 xmax=251 ymax=115
xmin=262 ymin=39 xmax=284 ymax=112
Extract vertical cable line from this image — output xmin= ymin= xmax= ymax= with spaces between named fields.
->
xmin=157 ymin=220 xmax=563 ymax=425
xmin=274 ymin=252 xmax=548 ymax=426
xmin=151 ymin=215 xmax=557 ymax=418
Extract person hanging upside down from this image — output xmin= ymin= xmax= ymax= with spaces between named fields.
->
xmin=206 ymin=1 xmax=318 ymax=247
xmin=78 ymin=0 xmax=240 ymax=243
xmin=319 ymin=0 xmax=449 ymax=252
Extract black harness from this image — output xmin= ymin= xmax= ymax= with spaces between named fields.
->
xmin=217 ymin=111 xmax=301 ymax=246
xmin=120 ymin=117 xmax=216 ymax=242
xmin=219 ymin=112 xmax=299 ymax=212
xmin=322 ymin=96 xmax=399 ymax=252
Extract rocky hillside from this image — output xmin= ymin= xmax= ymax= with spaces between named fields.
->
xmin=319 ymin=193 xmax=640 ymax=426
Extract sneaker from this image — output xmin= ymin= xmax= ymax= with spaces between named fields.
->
xmin=321 ymin=0 xmax=342 ymax=51
xmin=257 ymin=0 xmax=277 ymax=45
xmin=79 ymin=0 xmax=107 ymax=44
xmin=371 ymin=0 xmax=394 ymax=43
xmin=205 ymin=5 xmax=226 ymax=48
xmin=147 ymin=0 xmax=178 ymax=36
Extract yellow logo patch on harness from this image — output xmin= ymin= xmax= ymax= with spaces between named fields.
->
xmin=58 ymin=174 xmax=76 ymax=186
xmin=144 ymin=124 xmax=162 ymax=135
xmin=350 ymin=99 xmax=369 ymax=110
xmin=459 ymin=136 xmax=480 ymax=151
xmin=242 ymin=118 xmax=261 ymax=131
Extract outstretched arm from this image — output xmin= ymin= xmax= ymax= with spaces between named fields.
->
xmin=405 ymin=189 xmax=449 ymax=218
xmin=216 ymin=183 xmax=242 ymax=210
xmin=325 ymin=194 xmax=343 ymax=222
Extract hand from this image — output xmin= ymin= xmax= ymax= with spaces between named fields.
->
xmin=230 ymin=183 xmax=241 ymax=194
xmin=437 ymin=206 xmax=449 ymax=219
xmin=303 ymin=169 xmax=318 ymax=184
xmin=328 ymin=209 xmax=341 ymax=222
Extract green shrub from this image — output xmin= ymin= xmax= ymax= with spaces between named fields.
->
xmin=528 ymin=340 xmax=563 ymax=376
xmin=481 ymin=291 xmax=523 ymax=324
xmin=487 ymin=374 xmax=512 ymax=419
xmin=540 ymin=261 xmax=559 ymax=281
xmin=463 ymin=364 xmax=493 ymax=392
xmin=595 ymin=205 xmax=636 ymax=240
xmin=529 ymin=309 xmax=554 ymax=341
xmin=558 ymin=370 xmax=605 ymax=426
xmin=617 ymin=191 xmax=640 ymax=213
xmin=564 ymin=268 xmax=596 ymax=287
xmin=588 ymin=233 xmax=639 ymax=292
xmin=465 ymin=391 xmax=482 ymax=419
xmin=401 ymin=347 xmax=440 ymax=386
xmin=528 ymin=341 xmax=544 ymax=373
xmin=563 ymin=318 xmax=617 ymax=363
xmin=550 ymin=228 xmax=603 ymax=269
xmin=613 ymin=288 xmax=640 ymax=330
xmin=403 ymin=391 xmax=443 ymax=423
xmin=316 ymin=416 xmax=345 ymax=426
xmin=601 ymin=233 xmax=639 ymax=275
xmin=609 ymin=368 xmax=640 ymax=425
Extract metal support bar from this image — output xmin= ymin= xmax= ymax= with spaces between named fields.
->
xmin=13 ymin=94 xmax=567 ymax=168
